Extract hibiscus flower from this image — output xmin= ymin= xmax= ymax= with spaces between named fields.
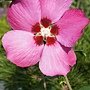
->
xmin=2 ymin=0 xmax=89 ymax=76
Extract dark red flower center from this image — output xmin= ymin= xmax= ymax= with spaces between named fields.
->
xmin=32 ymin=18 xmax=59 ymax=45
xmin=41 ymin=18 xmax=51 ymax=28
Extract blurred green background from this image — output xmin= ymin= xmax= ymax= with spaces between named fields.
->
xmin=0 ymin=0 xmax=90 ymax=90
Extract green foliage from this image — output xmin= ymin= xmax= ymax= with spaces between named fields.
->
xmin=79 ymin=86 xmax=90 ymax=90
xmin=0 ymin=16 xmax=9 ymax=38
xmin=0 ymin=0 xmax=90 ymax=90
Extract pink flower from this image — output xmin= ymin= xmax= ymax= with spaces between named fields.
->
xmin=2 ymin=0 xmax=89 ymax=76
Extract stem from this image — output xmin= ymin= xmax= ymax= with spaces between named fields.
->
xmin=43 ymin=81 xmax=47 ymax=90
xmin=42 ymin=75 xmax=47 ymax=90
xmin=64 ymin=76 xmax=72 ymax=90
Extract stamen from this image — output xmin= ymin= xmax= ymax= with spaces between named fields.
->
xmin=32 ymin=23 xmax=41 ymax=33
xmin=41 ymin=27 xmax=51 ymax=37
xmin=41 ymin=18 xmax=51 ymax=28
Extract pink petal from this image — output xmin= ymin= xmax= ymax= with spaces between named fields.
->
xmin=39 ymin=42 xmax=71 ymax=76
xmin=40 ymin=0 xmax=72 ymax=23
xmin=2 ymin=30 xmax=44 ymax=67
xmin=7 ymin=0 xmax=41 ymax=32
xmin=61 ymin=46 xmax=76 ymax=66
xmin=68 ymin=49 xmax=76 ymax=66
xmin=56 ymin=9 xmax=89 ymax=47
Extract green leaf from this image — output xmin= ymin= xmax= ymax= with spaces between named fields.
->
xmin=79 ymin=86 xmax=90 ymax=90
